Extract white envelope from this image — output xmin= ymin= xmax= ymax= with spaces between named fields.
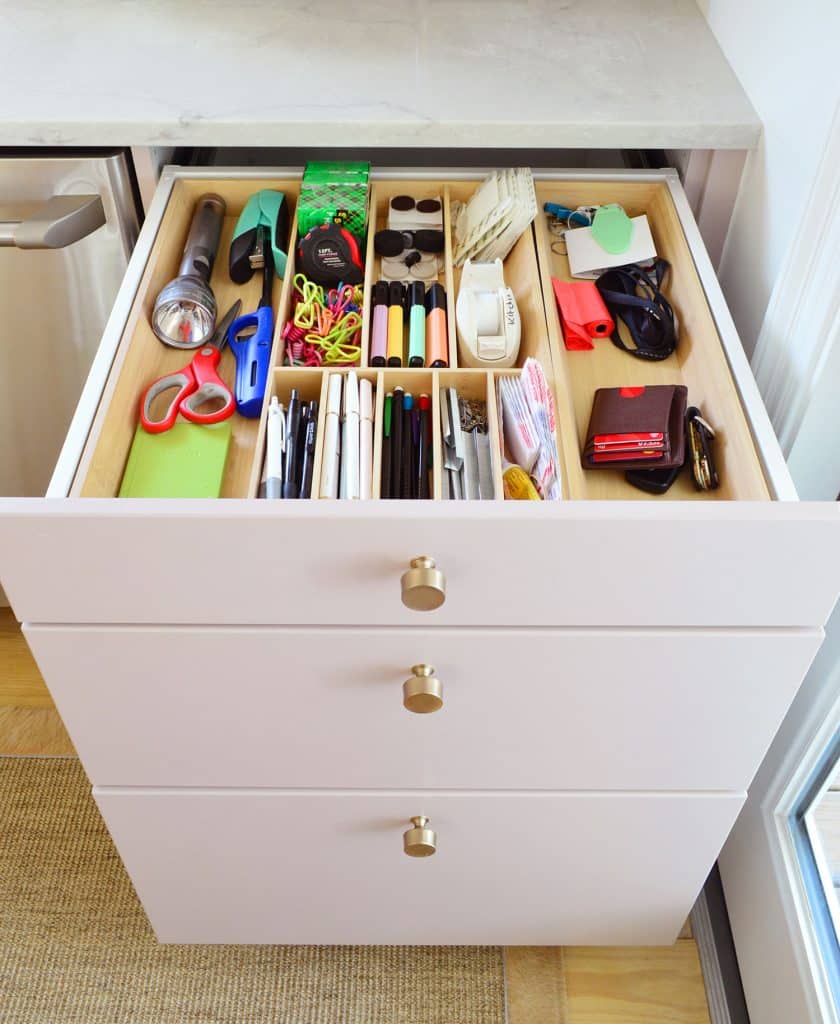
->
xmin=565 ymin=214 xmax=657 ymax=279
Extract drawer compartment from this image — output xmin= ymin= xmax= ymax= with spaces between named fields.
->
xmin=26 ymin=625 xmax=820 ymax=790
xmin=0 ymin=168 xmax=837 ymax=629
xmin=95 ymin=787 xmax=744 ymax=945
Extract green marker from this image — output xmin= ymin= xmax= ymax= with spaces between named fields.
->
xmin=407 ymin=282 xmax=426 ymax=367
xmin=382 ymin=392 xmax=393 ymax=499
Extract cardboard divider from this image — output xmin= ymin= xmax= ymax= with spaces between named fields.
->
xmin=73 ymin=177 xmax=302 ymax=499
xmin=533 ymin=180 xmax=769 ymax=501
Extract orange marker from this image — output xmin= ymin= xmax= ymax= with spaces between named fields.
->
xmin=425 ymin=283 xmax=449 ymax=367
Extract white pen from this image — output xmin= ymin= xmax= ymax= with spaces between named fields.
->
xmin=359 ymin=378 xmax=373 ymax=500
xmin=265 ymin=396 xmax=286 ymax=499
xmin=340 ymin=371 xmax=360 ymax=500
xmin=319 ymin=374 xmax=343 ymax=499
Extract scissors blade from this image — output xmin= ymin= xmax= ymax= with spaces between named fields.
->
xmin=209 ymin=300 xmax=243 ymax=352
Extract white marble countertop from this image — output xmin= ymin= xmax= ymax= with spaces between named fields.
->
xmin=1 ymin=0 xmax=759 ymax=150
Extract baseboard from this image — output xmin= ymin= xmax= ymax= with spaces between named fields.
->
xmin=691 ymin=864 xmax=751 ymax=1024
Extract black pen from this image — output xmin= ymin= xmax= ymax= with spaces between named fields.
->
xmin=283 ymin=388 xmax=301 ymax=498
xmin=391 ymin=387 xmax=404 ymax=500
xmin=382 ymin=392 xmax=393 ymax=499
xmin=299 ymin=400 xmax=318 ymax=498
xmin=401 ymin=393 xmax=414 ymax=499
xmin=418 ymin=393 xmax=430 ymax=499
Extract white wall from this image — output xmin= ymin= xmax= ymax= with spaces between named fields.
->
xmin=698 ymin=0 xmax=840 ymax=358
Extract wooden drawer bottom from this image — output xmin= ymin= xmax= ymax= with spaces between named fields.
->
xmin=95 ymin=787 xmax=743 ymax=945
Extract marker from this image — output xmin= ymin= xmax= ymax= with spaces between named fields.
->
xmin=299 ymin=400 xmax=318 ymax=498
xmin=282 ymin=389 xmax=301 ymax=498
xmin=265 ymin=396 xmax=286 ymax=499
xmin=407 ymin=282 xmax=426 ymax=367
xmin=387 ymin=282 xmax=405 ymax=366
xmin=425 ymin=283 xmax=448 ymax=367
xmin=391 ymin=386 xmax=404 ymax=498
xmin=382 ymin=392 xmax=393 ymax=499
xmin=417 ymin=393 xmax=430 ymax=499
xmin=401 ymin=393 xmax=414 ymax=499
xmin=359 ymin=379 xmax=373 ymax=499
xmin=319 ymin=374 xmax=343 ymax=499
xmin=370 ymin=281 xmax=389 ymax=367
xmin=340 ymin=371 xmax=360 ymax=500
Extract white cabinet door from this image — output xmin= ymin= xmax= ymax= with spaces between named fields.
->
xmin=95 ymin=787 xmax=744 ymax=945
xmin=28 ymin=624 xmax=821 ymax=791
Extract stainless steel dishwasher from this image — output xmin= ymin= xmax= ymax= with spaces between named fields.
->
xmin=0 ymin=150 xmax=140 ymax=499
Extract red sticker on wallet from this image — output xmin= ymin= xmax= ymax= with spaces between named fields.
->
xmin=594 ymin=432 xmax=663 ymax=446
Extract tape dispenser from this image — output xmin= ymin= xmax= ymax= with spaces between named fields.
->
xmin=455 ymin=259 xmax=521 ymax=368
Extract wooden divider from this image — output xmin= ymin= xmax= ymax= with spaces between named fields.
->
xmin=71 ymin=171 xmax=770 ymax=506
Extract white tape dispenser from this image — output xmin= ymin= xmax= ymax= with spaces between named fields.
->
xmin=455 ymin=259 xmax=521 ymax=368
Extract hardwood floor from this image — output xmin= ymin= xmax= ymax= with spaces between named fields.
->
xmin=0 ymin=608 xmax=75 ymax=755
xmin=0 ymin=605 xmax=708 ymax=1022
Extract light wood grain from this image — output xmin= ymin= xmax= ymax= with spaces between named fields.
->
xmin=0 ymin=608 xmax=50 ymax=707
xmin=504 ymin=941 xmax=709 ymax=1024
xmin=74 ymin=177 xmax=301 ymax=499
xmin=533 ymin=180 xmax=769 ymax=502
xmin=505 ymin=947 xmax=568 ymax=1024
xmin=0 ymin=707 xmax=74 ymax=756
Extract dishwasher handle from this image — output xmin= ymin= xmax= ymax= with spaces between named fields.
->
xmin=0 ymin=194 xmax=106 ymax=249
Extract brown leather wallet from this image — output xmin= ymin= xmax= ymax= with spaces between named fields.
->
xmin=582 ymin=384 xmax=687 ymax=471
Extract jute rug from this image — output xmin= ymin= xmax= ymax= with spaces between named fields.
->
xmin=0 ymin=758 xmax=506 ymax=1023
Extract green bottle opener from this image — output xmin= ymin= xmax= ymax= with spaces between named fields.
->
xmin=591 ymin=204 xmax=634 ymax=255
xmin=229 ymin=190 xmax=289 ymax=282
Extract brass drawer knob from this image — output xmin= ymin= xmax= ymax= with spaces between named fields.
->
xmin=400 ymin=556 xmax=446 ymax=611
xmin=403 ymin=816 xmax=437 ymax=857
xmin=403 ymin=665 xmax=443 ymax=714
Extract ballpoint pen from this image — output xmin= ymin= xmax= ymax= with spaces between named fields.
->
xmin=391 ymin=387 xmax=404 ymax=499
xmin=282 ymin=389 xmax=302 ymax=498
xmin=299 ymin=400 xmax=318 ymax=498
xmin=319 ymin=374 xmax=343 ymax=499
xmin=265 ymin=395 xmax=286 ymax=499
xmin=417 ymin=393 xmax=430 ymax=499
xmin=340 ymin=371 xmax=360 ymax=500
xmin=401 ymin=393 xmax=414 ymax=499
xmin=382 ymin=392 xmax=393 ymax=499
xmin=359 ymin=379 xmax=373 ymax=500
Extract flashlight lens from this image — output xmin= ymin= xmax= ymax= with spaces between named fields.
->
xmin=152 ymin=299 xmax=215 ymax=348
xmin=151 ymin=275 xmax=217 ymax=348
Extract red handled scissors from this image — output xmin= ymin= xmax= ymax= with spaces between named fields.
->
xmin=140 ymin=300 xmax=241 ymax=434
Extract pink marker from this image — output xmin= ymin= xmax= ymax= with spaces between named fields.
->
xmin=370 ymin=280 xmax=388 ymax=366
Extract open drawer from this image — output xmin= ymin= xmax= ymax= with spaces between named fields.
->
xmin=0 ymin=166 xmax=837 ymax=628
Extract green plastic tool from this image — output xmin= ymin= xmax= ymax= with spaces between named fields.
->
xmin=591 ymin=204 xmax=634 ymax=255
xmin=229 ymin=190 xmax=289 ymax=282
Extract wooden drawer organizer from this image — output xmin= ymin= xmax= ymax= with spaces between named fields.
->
xmin=70 ymin=172 xmax=770 ymax=504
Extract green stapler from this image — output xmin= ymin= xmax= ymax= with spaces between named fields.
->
xmin=229 ymin=189 xmax=290 ymax=283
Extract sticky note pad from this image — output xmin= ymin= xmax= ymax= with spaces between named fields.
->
xmin=119 ymin=421 xmax=232 ymax=498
